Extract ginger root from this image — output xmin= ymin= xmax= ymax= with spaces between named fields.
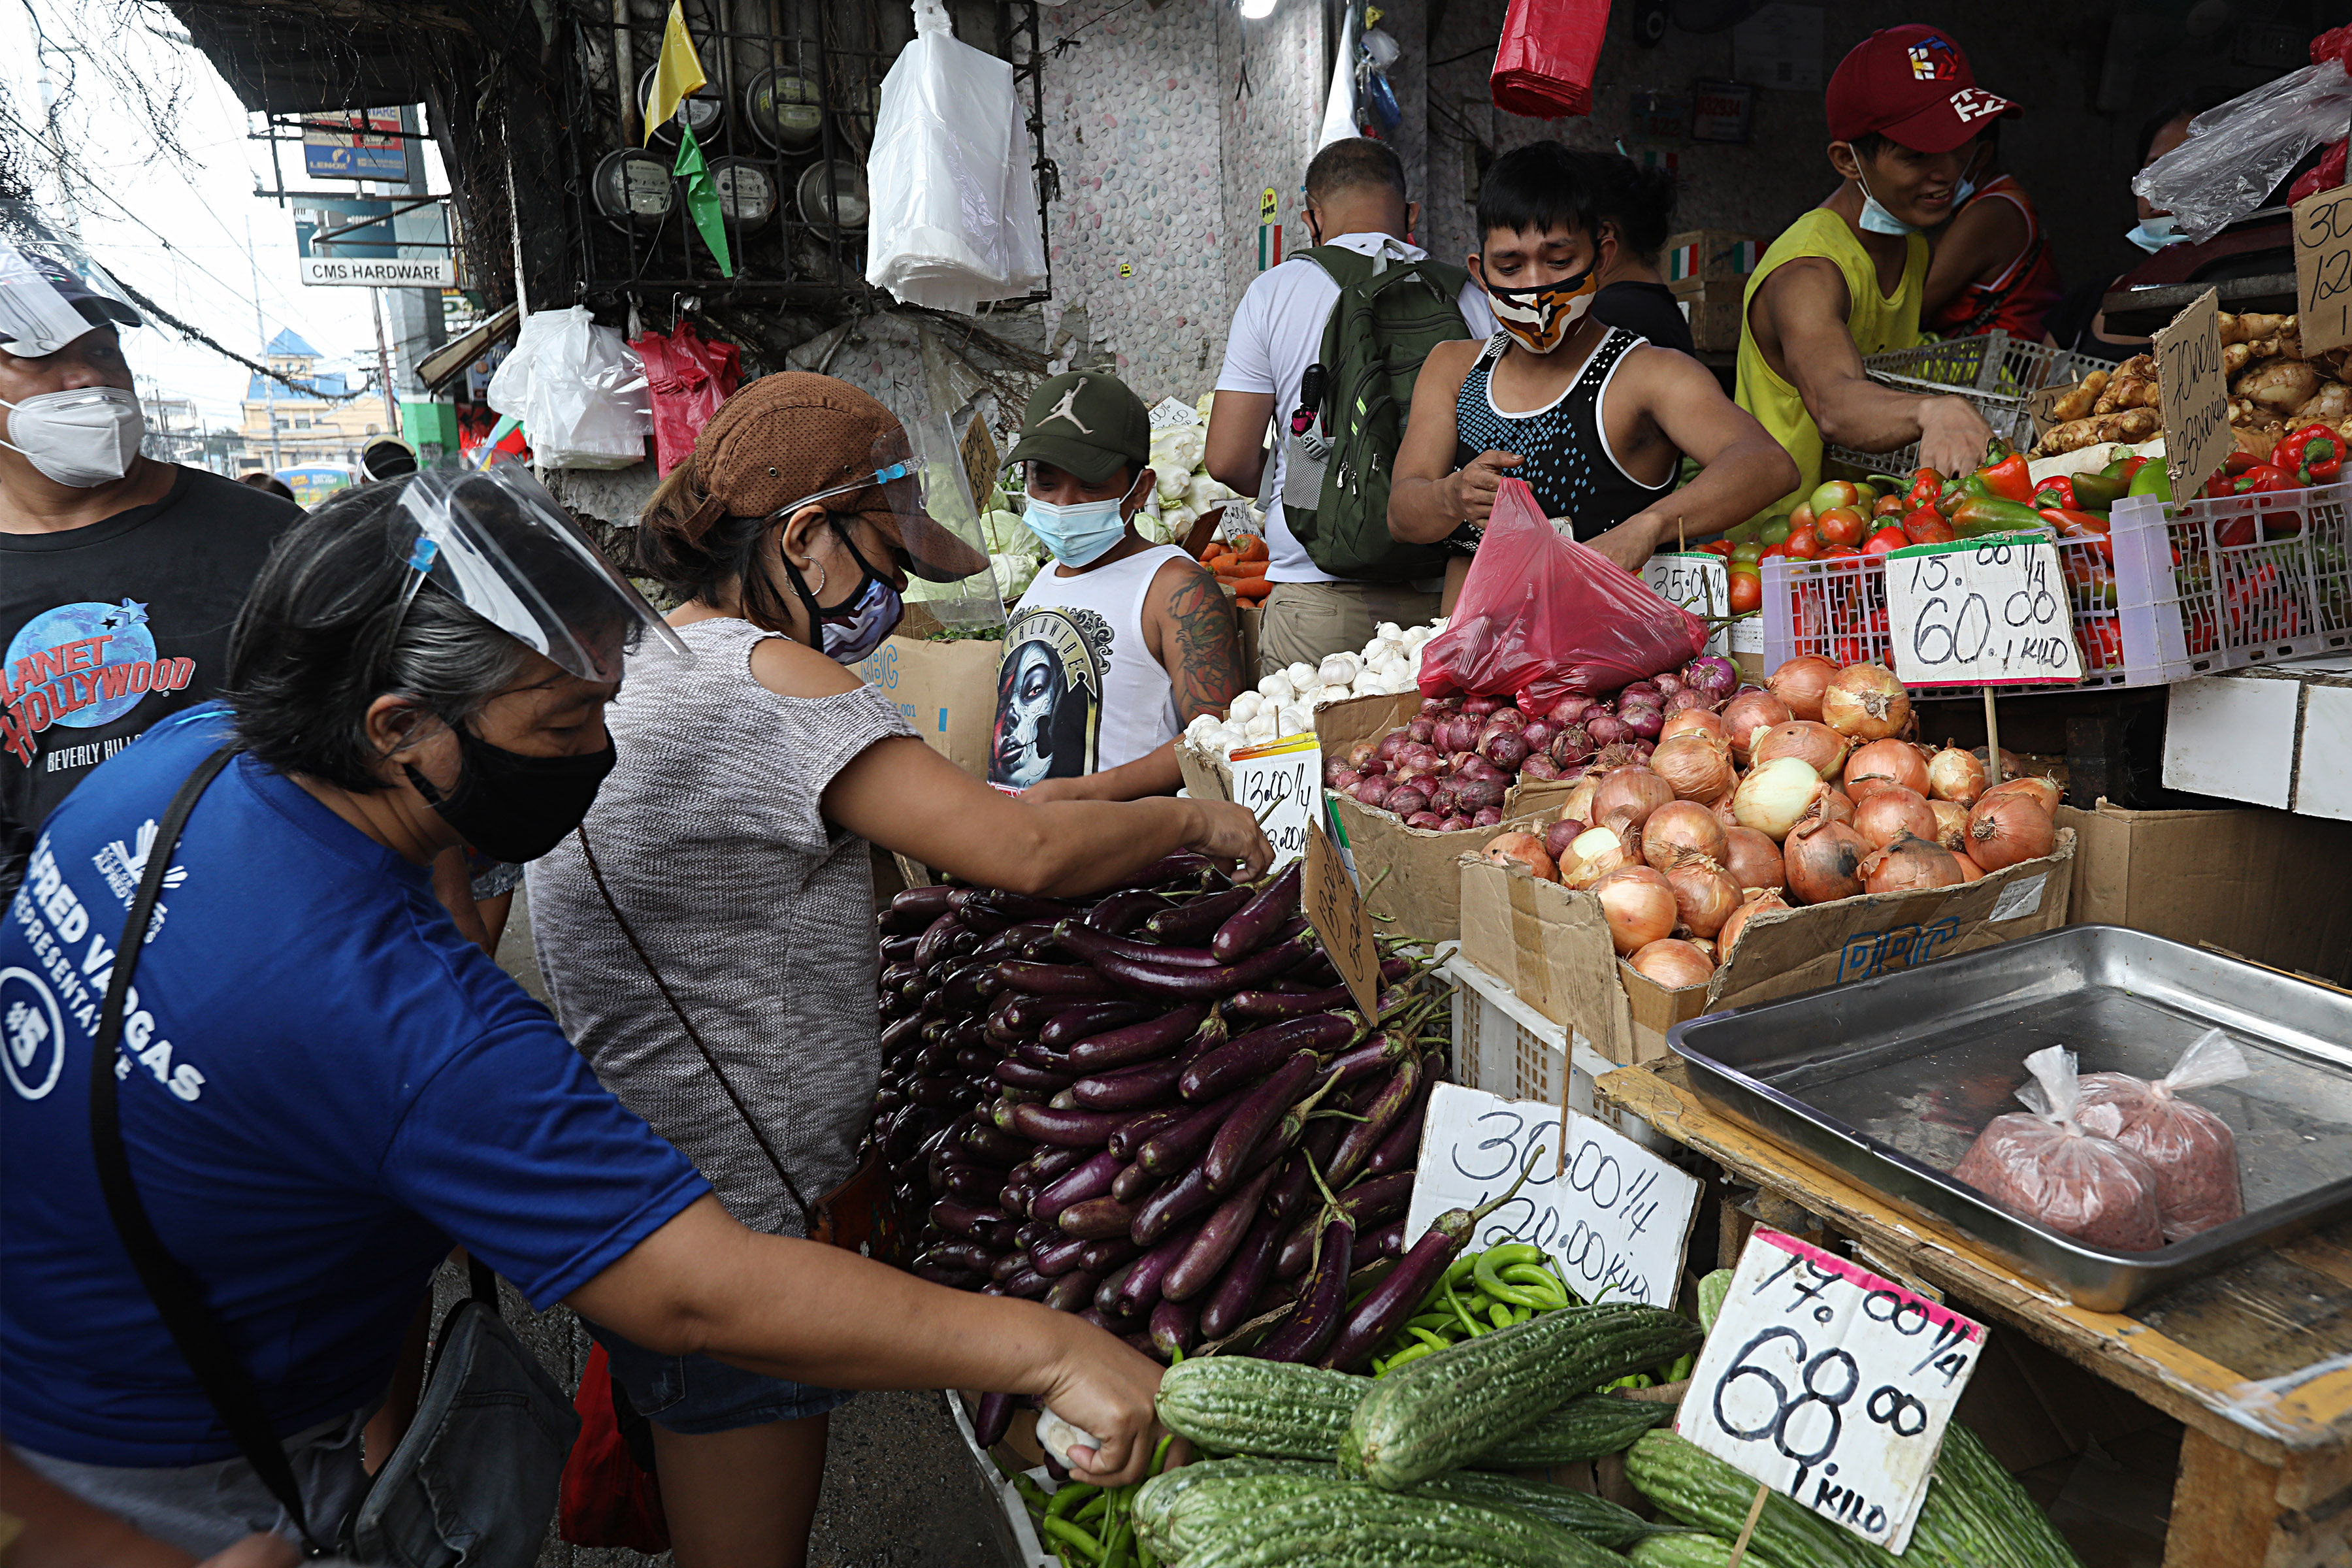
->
xmin=2049 ymin=368 xmax=2108 ymax=423
xmin=2218 ymin=311 xmax=2295 ymax=346
xmin=2232 ymin=358 xmax=2319 ymax=414
xmin=2033 ymin=407 xmax=2162 ymax=456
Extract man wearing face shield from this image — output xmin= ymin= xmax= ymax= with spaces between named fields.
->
xmin=1735 ymin=27 xmax=2008 ymax=517
xmin=0 ymin=237 xmax=300 ymax=898
xmin=1 ymin=459 xmax=1219 ymax=1561
xmin=525 ymin=373 xmax=1268 ymax=1568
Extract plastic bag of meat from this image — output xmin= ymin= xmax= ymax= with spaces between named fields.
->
xmin=1952 ymin=1046 xmax=2164 ymax=1252
xmin=2076 ymin=1030 xmax=2248 ymax=1243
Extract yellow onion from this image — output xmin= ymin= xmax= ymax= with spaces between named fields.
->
xmin=1750 ymin=719 xmax=1850 ymax=779
xmin=1652 ymin=732 xmax=1737 ymax=804
xmin=1688 ymin=936 xmax=1717 ymax=961
xmin=1591 ymin=865 xmax=1677 ymax=955
xmin=1927 ymin=798 xmax=1970 ymax=853
xmin=1979 ymin=775 xmax=2062 ymax=815
xmin=1861 ymin=830 xmax=1968 ymax=894
xmin=1557 ymin=770 xmax=1605 ymax=828
xmin=1722 ymin=689 xmax=1793 ymax=762
xmin=1852 ymin=785 xmax=1936 ymax=851
xmin=1731 ymin=756 xmax=1825 ymax=841
xmin=1592 ymin=766 xmax=1676 ymax=834
xmin=1925 ymin=745 xmax=1987 ymax=806
xmin=1955 ymin=853 xmax=1985 ymax=883
xmin=1660 ymin=709 xmax=1727 ymax=745
xmin=1720 ymin=825 xmax=1784 ymax=892
xmin=1845 ymin=738 xmax=1930 ymax=800
xmin=1665 ymin=855 xmax=1742 ymax=939
xmin=1767 ymin=655 xmax=1839 ymax=721
xmin=1966 ymin=793 xmax=2056 ymax=871
xmin=1629 ymin=938 xmax=1715 ymax=990
xmin=1482 ymin=830 xmax=1556 ymax=881
xmin=1784 ymin=817 xmax=1869 ymax=904
xmin=1812 ymin=783 xmax=1856 ymax=827
xmin=1716 ymin=887 xmax=1789 ymax=958
xmin=1821 ymin=663 xmax=1912 ymax=742
xmin=1643 ymin=800 xmax=1728 ymax=870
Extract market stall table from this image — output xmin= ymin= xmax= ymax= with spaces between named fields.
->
xmin=1597 ymin=1058 xmax=2352 ymax=1568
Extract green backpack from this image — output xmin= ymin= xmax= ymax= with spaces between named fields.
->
xmin=1279 ymin=244 xmax=1477 ymax=583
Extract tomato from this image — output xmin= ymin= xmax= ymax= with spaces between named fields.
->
xmin=1761 ymin=518 xmax=1792 ymax=545
xmin=1788 ymin=502 xmax=1817 ymax=532
xmin=1816 ymin=507 xmax=1867 ymax=547
xmin=1760 ymin=542 xmax=1789 ymax=562
xmin=1872 ymin=493 xmax=1908 ymax=517
xmin=1726 ymin=569 xmax=1763 ymax=615
xmin=1863 ymin=525 xmax=1908 ymax=558
xmin=1818 ymin=543 xmax=1863 ymax=560
xmin=1808 ymin=481 xmax=1861 ymax=515
xmin=1699 ymin=539 xmax=1733 ymax=559
xmin=1784 ymin=525 xmax=1821 ymax=560
xmin=2083 ymin=619 xmax=2123 ymax=670
xmin=1901 ymin=508 xmax=1954 ymax=546
xmin=1731 ymin=541 xmax=1763 ymax=564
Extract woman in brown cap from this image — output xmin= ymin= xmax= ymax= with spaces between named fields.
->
xmin=526 ymin=373 xmax=1267 ymax=1568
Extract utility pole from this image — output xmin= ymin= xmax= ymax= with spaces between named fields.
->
xmin=372 ymin=287 xmax=397 ymax=427
xmin=246 ymin=214 xmax=282 ymax=474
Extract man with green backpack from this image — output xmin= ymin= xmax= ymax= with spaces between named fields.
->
xmin=1205 ymin=139 xmax=1495 ymax=676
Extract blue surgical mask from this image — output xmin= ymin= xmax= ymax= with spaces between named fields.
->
xmin=1024 ymin=480 xmax=1138 ymax=566
xmin=2126 ymin=215 xmax=2185 ymax=253
xmin=1952 ymin=174 xmax=1978 ymax=206
xmin=1855 ymin=174 xmax=1920 ymax=237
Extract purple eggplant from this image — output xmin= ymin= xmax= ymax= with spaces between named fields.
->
xmin=1151 ymin=1295 xmax=1201 ymax=1360
xmin=1211 ymin=862 xmax=1303 ymax=962
xmin=936 ymin=1165 xmax=1004 ymax=1203
xmin=1124 ymin=851 xmax=1217 ymax=887
xmin=1109 ymin=1104 xmax=1192 ymax=1161
xmin=1010 ymin=1102 xmax=1128 ymax=1147
xmin=1111 ymin=1158 xmax=1161 ymax=1203
xmin=931 ymin=1201 xmax=1017 ymax=1250
xmin=1073 ymin=929 xmax=1318 ymax=1001
xmin=1044 ymin=1269 xmax=1100 ymax=1313
xmin=999 ymin=994 xmax=1073 ymax=1034
xmin=1031 ymin=1235 xmax=1095 ymax=1277
xmin=973 ymin=1392 xmax=1019 ymax=1448
xmin=1015 ymin=1041 xmax=1078 ymax=1073
xmin=1071 ymin=1053 xmax=1191 ymax=1111
xmin=1198 ymin=1205 xmax=1288 ymax=1341
xmin=1032 ymin=1149 xmax=1123 ymax=1223
xmin=1257 ymin=1217 xmax=1353 ymax=1364
xmin=1053 ymin=921 xmax=1228 ymax=970
xmin=1064 ymin=1003 xmax=1211 ymax=1071
xmin=995 ymin=1059 xmax=1074 ymax=1092
xmin=913 ymin=911 xmax=965 ymax=970
xmin=1026 ymin=1143 xmax=1094 ymax=1183
xmin=913 ymin=1260 xmax=986 ymax=1289
xmin=1002 ymin=1266 xmax=1053 ymax=1300
xmin=1085 ymin=888 xmax=1173 ymax=935
xmin=1360 ymin=1216 xmax=1408 ymax=1258
xmin=1324 ymin=1030 xmax=1416 ymax=1088
xmin=1179 ymin=1013 xmax=1358 ymax=1102
xmin=1162 ymin=1162 xmax=1279 ymax=1302
xmin=961 ymin=1121 xmax=1030 ymax=1166
xmin=1135 ymin=1085 xmax=1252 ymax=1177
xmin=1327 ymin=1053 xmax=1423 ymax=1188
xmin=879 ymin=933 xmax=923 ymax=966
xmin=1142 ymin=885 xmax=1252 ymax=944
xmin=962 ymin=889 xmax=1081 ymax=925
xmin=997 ymin=961 xmax=1122 ymax=998
xmin=1116 ymin=1218 xmax=1207 ymax=1317
xmin=1364 ymin=1054 xmax=1441 ymax=1177
xmin=1201 ymin=1052 xmax=1320 ymax=1192
xmin=990 ymin=1250 xmax=1029 ymax=1282
xmin=1094 ymin=1262 xmax=1137 ymax=1318
xmin=883 ymin=883 xmax=957 ymax=931
xmin=1057 ymin=1196 xmax=1141 ymax=1240
xmin=915 ymin=1239 xmax=999 ymax=1277
xmin=1274 ymin=1172 xmax=1414 ymax=1278
xmin=1039 ymin=1000 xmax=1162 ymax=1051
xmin=1076 ymin=1235 xmax=1142 ymax=1275
xmin=1319 ymin=1143 xmax=1543 ymax=1373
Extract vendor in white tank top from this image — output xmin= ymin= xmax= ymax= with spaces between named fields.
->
xmin=992 ymin=372 xmax=1247 ymax=800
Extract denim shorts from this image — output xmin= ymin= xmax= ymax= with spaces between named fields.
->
xmin=586 ymin=1320 xmax=854 ymax=1437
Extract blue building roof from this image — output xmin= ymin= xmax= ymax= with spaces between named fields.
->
xmin=247 ymin=368 xmax=353 ymax=401
xmin=265 ymin=327 xmax=321 ymax=358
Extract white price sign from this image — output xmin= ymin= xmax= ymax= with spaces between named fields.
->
xmin=1403 ymin=1083 xmax=1701 ymax=1309
xmin=1228 ymin=734 xmax=1319 ymax=867
xmin=1644 ymin=551 xmax=1731 ymax=659
xmin=1678 ymin=1230 xmax=1987 ymax=1554
xmin=1886 ymin=534 xmax=2083 ymax=689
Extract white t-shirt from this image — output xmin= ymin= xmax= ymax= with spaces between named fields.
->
xmin=1215 ymin=232 xmax=1499 ymax=583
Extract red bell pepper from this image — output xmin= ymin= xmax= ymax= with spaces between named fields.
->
xmin=2031 ymin=475 xmax=2078 ymax=511
xmin=1977 ymin=451 xmax=2034 ymax=504
xmin=1906 ymin=467 xmax=1944 ymax=506
xmin=2043 ymin=507 xmax=2114 ymax=563
xmin=2202 ymin=462 xmax=2294 ymax=500
xmin=2274 ymin=423 xmax=2342 ymax=486
xmin=1901 ymin=507 xmax=1954 ymax=546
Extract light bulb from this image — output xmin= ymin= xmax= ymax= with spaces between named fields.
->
xmin=1240 ymin=0 xmax=1276 ymax=18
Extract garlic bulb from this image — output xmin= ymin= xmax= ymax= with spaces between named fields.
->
xmin=1259 ymin=673 xmax=1296 ymax=705
xmin=1318 ymin=651 xmax=1361 ymax=687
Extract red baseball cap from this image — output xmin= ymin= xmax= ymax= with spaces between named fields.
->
xmin=1826 ymin=26 xmax=2018 ymax=155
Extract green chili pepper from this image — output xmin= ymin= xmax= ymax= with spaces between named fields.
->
xmin=1149 ymin=1435 xmax=1174 ymax=1476
xmin=1443 ymin=1254 xmax=1481 ymax=1286
xmin=1489 ymin=1301 xmax=1515 ymax=1330
xmin=1410 ymin=1325 xmax=1452 ymax=1350
xmin=1013 ymin=1475 xmax=1053 ymax=1518
xmin=1499 ymin=1264 xmax=1569 ymax=1307
xmin=1665 ymin=1352 xmax=1696 ymax=1384
xmin=1043 ymin=1514 xmax=1104 ymax=1561
xmin=1102 ymin=1511 xmax=1133 ymax=1567
xmin=1049 ymin=1482 xmax=1095 ymax=1520
xmin=1441 ymin=1275 xmax=1484 ymax=1337
xmin=1475 ymin=1245 xmax=1554 ymax=1308
xmin=1075 ymin=1490 xmax=1113 ymax=1522
xmin=1371 ymin=1354 xmax=1388 ymax=1375
xmin=1383 ymin=1341 xmax=1440 ymax=1372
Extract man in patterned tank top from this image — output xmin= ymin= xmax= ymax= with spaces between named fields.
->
xmin=1388 ymin=142 xmax=1796 ymax=592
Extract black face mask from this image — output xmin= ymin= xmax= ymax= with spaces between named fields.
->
xmin=404 ymin=723 xmax=617 ymax=864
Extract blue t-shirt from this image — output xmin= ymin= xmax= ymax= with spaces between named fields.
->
xmin=0 ymin=706 xmax=710 ymax=1466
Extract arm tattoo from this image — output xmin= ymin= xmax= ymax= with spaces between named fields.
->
xmin=1162 ymin=565 xmax=1247 ymax=721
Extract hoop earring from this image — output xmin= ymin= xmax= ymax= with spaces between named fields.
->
xmin=800 ymin=560 xmax=828 ymax=598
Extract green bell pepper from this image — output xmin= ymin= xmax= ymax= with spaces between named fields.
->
xmin=2068 ymin=470 xmax=2130 ymax=510
xmin=2127 ymin=462 xmax=2173 ymax=502
xmin=1949 ymin=495 xmax=2050 ymax=536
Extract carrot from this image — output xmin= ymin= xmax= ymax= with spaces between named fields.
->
xmin=1234 ymin=535 xmax=1268 ymax=561
xmin=1230 ymin=577 xmax=1272 ymax=599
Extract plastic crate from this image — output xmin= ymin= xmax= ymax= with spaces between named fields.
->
xmin=1443 ymin=954 xmax=1592 ymax=1112
xmin=1820 ymin=330 xmax=2107 ymax=478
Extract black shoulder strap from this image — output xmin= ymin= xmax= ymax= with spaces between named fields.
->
xmin=86 ymin=745 xmax=495 ymax=1556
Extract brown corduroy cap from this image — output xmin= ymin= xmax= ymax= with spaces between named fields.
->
xmin=673 ymin=371 xmax=988 ymax=582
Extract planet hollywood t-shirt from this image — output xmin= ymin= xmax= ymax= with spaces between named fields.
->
xmin=0 ymin=466 xmax=299 ymax=896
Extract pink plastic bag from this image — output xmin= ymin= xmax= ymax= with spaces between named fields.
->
xmin=1490 ymin=0 xmax=1609 ymax=119
xmin=2077 ymin=1031 xmax=2247 ymax=1243
xmin=632 ymin=321 xmax=742 ymax=477
xmin=1416 ymin=478 xmax=1707 ymax=705
xmin=1952 ymin=1047 xmax=2164 ymax=1252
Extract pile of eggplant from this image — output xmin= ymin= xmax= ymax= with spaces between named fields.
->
xmin=868 ymin=857 xmax=1447 ymax=1381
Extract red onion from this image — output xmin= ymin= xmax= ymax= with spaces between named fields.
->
xmin=1846 ymin=739 xmax=1930 ymax=800
xmin=1651 ymin=732 xmax=1737 ymax=804
xmin=1925 ymin=746 xmax=1985 ymax=806
xmin=1661 ymin=709 xmax=1728 ymax=745
xmin=1439 ymin=814 xmax=1471 ymax=832
xmin=1654 ymin=672 xmax=1687 ymax=698
xmin=1585 ymin=713 xmax=1632 ymax=749
xmin=1592 ymin=766 xmax=1676 ymax=834
xmin=1485 ymin=707 xmax=1529 ymax=732
xmin=1353 ymin=777 xmax=1392 ymax=809
xmin=1424 ymin=694 xmax=1461 ymax=713
xmin=1633 ymin=740 xmax=1655 ymax=764
xmin=1785 ymin=817 xmax=1870 ymax=904
xmin=1547 ymin=694 xmax=1597 ymax=727
xmin=1966 ymin=794 xmax=2056 ymax=871
xmin=1522 ymin=719 xmax=1558 ymax=751
xmin=1462 ymin=695 xmax=1501 ymax=717
xmin=1665 ymin=689 xmax=1712 ymax=715
xmin=1480 ymin=730 xmax=1532 ymax=770
xmin=1643 ymin=800 xmax=1728 ymax=870
xmin=1767 ymin=655 xmax=1838 ymax=721
xmin=1927 ymin=799 xmax=1970 ymax=853
xmin=1550 ymin=725 xmax=1595 ymax=766
xmin=1720 ymin=826 xmax=1784 ymax=892
xmin=1721 ymin=689 xmax=1793 ymax=762
xmin=1405 ymin=811 xmax=1446 ymax=830
xmin=1473 ymin=805 xmax=1504 ymax=826
xmin=1592 ymin=866 xmax=1678 ymax=955
xmin=1519 ymin=755 xmax=1563 ymax=782
xmin=1665 ymin=857 xmax=1742 ymax=939
xmin=1345 ymin=740 xmax=1380 ymax=771
xmin=1456 ymin=778 xmax=1507 ymax=813
xmin=1482 ymin=830 xmax=1556 ymax=880
xmin=1821 ymin=664 xmax=1912 ymax=742
xmin=1731 ymin=757 xmax=1825 ymax=841
xmin=1544 ymin=818 xmax=1583 ymax=863
xmin=1328 ymin=767 xmax=1364 ymax=793
xmin=1716 ymin=889 xmax=1788 ymax=958
xmin=1683 ymin=655 xmax=1739 ymax=704
xmin=1434 ymin=715 xmax=1479 ymax=753
xmin=1386 ymin=785 xmax=1430 ymax=818
xmin=1619 ymin=705 xmax=1665 ymax=742
xmin=1861 ymin=830 xmax=1968 ymax=894
xmin=1457 ymin=755 xmax=1505 ymax=783
xmin=1407 ymin=717 xmax=1437 ymax=743
xmin=1750 ymin=719 xmax=1850 ymax=779
xmin=1629 ymin=938 xmax=1716 ymax=990
xmin=1852 ymin=785 xmax=1936 ymax=851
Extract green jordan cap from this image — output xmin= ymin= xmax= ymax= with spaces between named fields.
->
xmin=1006 ymin=371 xmax=1151 ymax=486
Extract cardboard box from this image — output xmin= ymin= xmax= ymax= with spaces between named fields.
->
xmin=1664 ymin=231 xmax=1766 ymax=288
xmin=1677 ymin=289 xmax=1746 ymax=354
xmin=1459 ymin=830 xmax=2076 ymax=1064
xmin=855 ymin=605 xmax=1003 ymax=777
xmin=2058 ymin=799 xmax=2352 ymax=983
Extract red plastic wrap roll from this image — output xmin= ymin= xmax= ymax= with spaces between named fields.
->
xmin=1491 ymin=0 xmax=1610 ymax=119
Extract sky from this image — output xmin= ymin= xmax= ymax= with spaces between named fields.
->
xmin=1 ymin=0 xmax=448 ymax=430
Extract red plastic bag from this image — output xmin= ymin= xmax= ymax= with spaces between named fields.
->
xmin=1491 ymin=0 xmax=1609 ymax=119
xmin=1952 ymin=1047 xmax=2164 ymax=1252
xmin=2291 ymin=138 xmax=2348 ymax=206
xmin=559 ymin=1342 xmax=670 ymax=1552
xmin=632 ymin=321 xmax=742 ymax=477
xmin=2077 ymin=1030 xmax=2247 ymax=1243
xmin=1417 ymin=478 xmax=1707 ymax=705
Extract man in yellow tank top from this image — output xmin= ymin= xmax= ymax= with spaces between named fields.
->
xmin=1736 ymin=26 xmax=2016 ymax=519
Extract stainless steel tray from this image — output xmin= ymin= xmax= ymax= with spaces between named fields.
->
xmin=1666 ymin=925 xmax=2352 ymax=1311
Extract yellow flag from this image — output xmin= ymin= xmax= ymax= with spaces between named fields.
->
xmin=642 ymin=1 xmax=706 ymax=145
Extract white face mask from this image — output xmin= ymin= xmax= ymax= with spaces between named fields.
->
xmin=0 ymin=386 xmax=143 ymax=487
xmin=1854 ymin=172 xmax=1921 ymax=237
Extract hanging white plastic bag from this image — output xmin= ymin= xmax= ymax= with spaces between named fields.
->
xmin=484 ymin=306 xmax=651 ymax=469
xmin=864 ymin=0 xmax=1047 ymax=314
xmin=2132 ymin=60 xmax=2352 ymax=244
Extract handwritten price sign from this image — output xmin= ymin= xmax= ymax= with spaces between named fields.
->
xmin=1404 ymin=1084 xmax=1701 ymax=1309
xmin=2154 ymin=288 xmax=2230 ymax=504
xmin=1678 ymin=1230 xmax=1986 ymax=1554
xmin=1885 ymin=534 xmax=2083 ymax=688
xmin=1644 ymin=552 xmax=1732 ymax=659
xmin=1229 ymin=733 xmax=1320 ymax=868
xmin=2295 ymin=183 xmax=2352 ymax=357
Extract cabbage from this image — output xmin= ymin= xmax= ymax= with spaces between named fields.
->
xmin=981 ymin=508 xmax=1037 ymax=555
xmin=991 ymin=552 xmax=1039 ymax=600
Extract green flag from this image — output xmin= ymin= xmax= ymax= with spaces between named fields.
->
xmin=672 ymin=125 xmax=734 ymax=278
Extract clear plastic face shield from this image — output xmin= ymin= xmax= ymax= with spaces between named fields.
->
xmin=0 ymin=226 xmax=142 ymax=360
xmin=0 ymin=224 xmax=148 ymax=486
xmin=393 ymin=457 xmax=691 ymax=685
